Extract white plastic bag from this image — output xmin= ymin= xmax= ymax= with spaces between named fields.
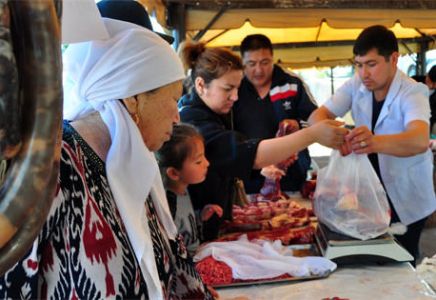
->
xmin=313 ymin=150 xmax=391 ymax=240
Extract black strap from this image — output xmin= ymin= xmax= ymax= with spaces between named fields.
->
xmin=166 ymin=189 xmax=177 ymax=219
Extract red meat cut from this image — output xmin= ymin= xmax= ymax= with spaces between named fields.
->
xmin=254 ymin=119 xmax=298 ymax=202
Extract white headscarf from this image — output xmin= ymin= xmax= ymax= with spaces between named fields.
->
xmin=63 ymin=18 xmax=185 ymax=300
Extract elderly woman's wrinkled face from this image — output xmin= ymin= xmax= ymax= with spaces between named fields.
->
xmin=126 ymin=80 xmax=183 ymax=151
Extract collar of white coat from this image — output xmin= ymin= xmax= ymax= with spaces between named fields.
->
xmin=356 ymin=69 xmax=404 ymax=124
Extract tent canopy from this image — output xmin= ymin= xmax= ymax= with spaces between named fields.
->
xmin=159 ymin=0 xmax=436 ymax=69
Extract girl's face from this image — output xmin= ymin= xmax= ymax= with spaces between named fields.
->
xmin=196 ymin=69 xmax=243 ymax=115
xmin=178 ymin=137 xmax=209 ymax=185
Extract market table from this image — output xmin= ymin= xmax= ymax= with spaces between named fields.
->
xmin=216 ymin=262 xmax=436 ymax=300
xmin=214 ymin=193 xmax=436 ymax=299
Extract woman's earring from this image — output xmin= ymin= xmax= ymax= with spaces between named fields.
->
xmin=133 ymin=113 xmax=140 ymax=125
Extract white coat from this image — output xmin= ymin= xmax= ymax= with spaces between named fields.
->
xmin=324 ymin=69 xmax=436 ymax=225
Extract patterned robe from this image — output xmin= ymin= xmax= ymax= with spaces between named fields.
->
xmin=0 ymin=122 xmax=213 ymax=300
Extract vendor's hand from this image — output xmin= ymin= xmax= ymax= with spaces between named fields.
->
xmin=311 ymin=120 xmax=348 ymax=148
xmin=339 ymin=140 xmax=352 ymax=156
xmin=261 ymin=165 xmax=286 ymax=180
xmin=346 ymin=126 xmax=376 ymax=154
xmin=200 ymin=204 xmax=223 ymax=221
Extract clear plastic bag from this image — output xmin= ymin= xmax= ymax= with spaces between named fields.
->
xmin=313 ymin=150 xmax=391 ymax=240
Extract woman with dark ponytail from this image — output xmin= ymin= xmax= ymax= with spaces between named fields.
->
xmin=178 ymin=41 xmax=348 ymax=241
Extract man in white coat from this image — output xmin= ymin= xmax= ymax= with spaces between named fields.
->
xmin=308 ymin=25 xmax=436 ymax=266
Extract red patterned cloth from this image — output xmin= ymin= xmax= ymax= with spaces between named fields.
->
xmin=0 ymin=122 xmax=212 ymax=299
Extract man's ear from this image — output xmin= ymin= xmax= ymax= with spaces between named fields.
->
xmin=391 ymin=51 xmax=399 ymax=65
xmin=195 ymin=76 xmax=205 ymax=96
xmin=166 ymin=167 xmax=180 ymax=181
xmin=122 ymin=96 xmax=139 ymax=115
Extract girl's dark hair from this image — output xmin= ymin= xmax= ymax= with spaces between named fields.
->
xmin=177 ymin=41 xmax=243 ymax=88
xmin=156 ymin=123 xmax=204 ymax=171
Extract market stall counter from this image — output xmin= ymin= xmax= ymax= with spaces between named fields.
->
xmin=217 ymin=262 xmax=436 ymax=300
xmin=209 ymin=194 xmax=436 ymax=299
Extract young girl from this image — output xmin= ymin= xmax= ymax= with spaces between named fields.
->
xmin=156 ymin=123 xmax=223 ymax=255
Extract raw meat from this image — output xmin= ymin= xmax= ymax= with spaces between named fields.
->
xmin=195 ymin=256 xmax=293 ymax=286
xmin=300 ymin=179 xmax=317 ymax=199
xmin=195 ymin=235 xmax=335 ymax=286
xmin=218 ymin=225 xmax=316 ymax=245
xmin=335 ymin=193 xmax=359 ymax=211
xmin=222 ymin=200 xmax=311 ymax=232
xmin=254 ymin=120 xmax=298 ymax=202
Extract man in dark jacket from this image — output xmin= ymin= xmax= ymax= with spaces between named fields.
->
xmin=412 ymin=65 xmax=436 ymax=133
xmin=233 ymin=34 xmax=318 ymax=194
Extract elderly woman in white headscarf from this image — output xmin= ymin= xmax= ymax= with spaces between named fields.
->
xmin=0 ymin=18 xmax=215 ymax=300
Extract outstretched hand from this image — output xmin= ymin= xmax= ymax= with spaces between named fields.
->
xmin=311 ymin=119 xmax=349 ymax=148
xmin=200 ymin=204 xmax=223 ymax=221
xmin=339 ymin=140 xmax=352 ymax=156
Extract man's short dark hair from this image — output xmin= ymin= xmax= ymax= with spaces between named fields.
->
xmin=240 ymin=34 xmax=273 ymax=57
xmin=353 ymin=25 xmax=398 ymax=61
xmin=428 ymin=65 xmax=436 ymax=82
